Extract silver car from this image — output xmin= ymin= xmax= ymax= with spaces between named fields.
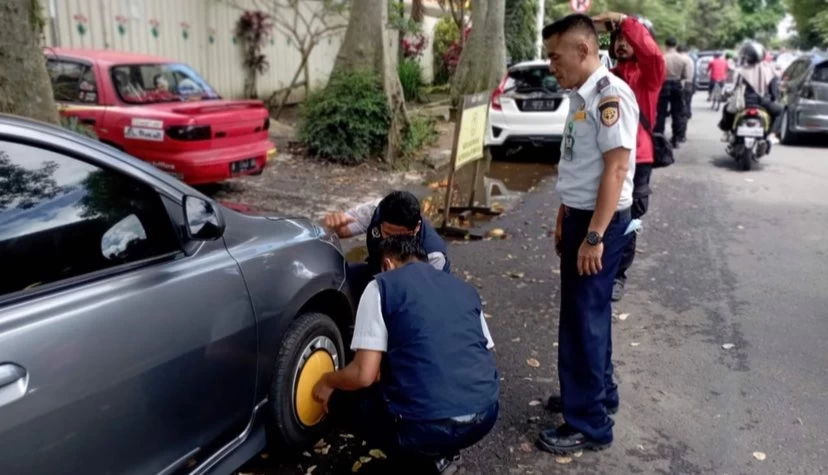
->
xmin=0 ymin=115 xmax=353 ymax=474
xmin=779 ymin=52 xmax=828 ymax=144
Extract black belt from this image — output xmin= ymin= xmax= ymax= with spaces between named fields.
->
xmin=563 ymin=206 xmax=631 ymax=222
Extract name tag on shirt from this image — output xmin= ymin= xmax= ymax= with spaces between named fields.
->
xmin=574 ymin=111 xmax=587 ymax=121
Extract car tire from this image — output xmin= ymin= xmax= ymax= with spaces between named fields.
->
xmin=267 ymin=312 xmax=345 ymax=453
xmin=488 ymin=146 xmax=507 ymax=161
xmin=780 ymin=108 xmax=798 ymax=145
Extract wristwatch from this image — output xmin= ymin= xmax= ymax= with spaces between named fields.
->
xmin=586 ymin=231 xmax=603 ymax=246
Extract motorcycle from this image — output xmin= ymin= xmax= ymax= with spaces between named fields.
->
xmin=726 ymin=107 xmax=772 ymax=171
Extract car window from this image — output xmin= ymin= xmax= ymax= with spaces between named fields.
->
xmin=46 ymin=59 xmax=98 ymax=104
xmin=110 ymin=63 xmax=220 ymax=104
xmin=811 ymin=62 xmax=828 ymax=83
xmin=0 ymin=141 xmax=180 ymax=297
xmin=506 ymin=66 xmax=559 ymax=92
xmin=786 ymin=60 xmax=806 ymax=81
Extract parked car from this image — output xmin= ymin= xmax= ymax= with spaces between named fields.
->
xmin=778 ymin=51 xmax=828 ymax=144
xmin=485 ymin=51 xmax=613 ymax=160
xmin=694 ymin=50 xmax=720 ymax=91
xmin=43 ymin=48 xmax=277 ymax=185
xmin=0 ymin=114 xmax=353 ymax=474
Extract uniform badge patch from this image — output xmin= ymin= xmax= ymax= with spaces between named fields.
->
xmin=596 ymin=76 xmax=610 ymax=93
xmin=598 ymin=96 xmax=620 ymax=127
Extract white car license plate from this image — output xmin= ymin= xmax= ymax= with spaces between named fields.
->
xmin=736 ymin=126 xmax=764 ymax=138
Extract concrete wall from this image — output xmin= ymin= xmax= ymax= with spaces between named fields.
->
xmin=44 ymin=0 xmax=449 ymax=100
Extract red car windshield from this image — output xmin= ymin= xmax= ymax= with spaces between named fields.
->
xmin=111 ymin=63 xmax=220 ymax=104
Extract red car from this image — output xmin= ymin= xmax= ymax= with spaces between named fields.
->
xmin=44 ymin=48 xmax=277 ymax=184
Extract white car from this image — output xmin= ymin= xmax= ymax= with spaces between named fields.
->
xmin=486 ymin=51 xmax=614 ymax=160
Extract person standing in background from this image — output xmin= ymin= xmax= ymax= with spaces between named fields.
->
xmin=707 ymin=52 xmax=729 ymax=101
xmin=678 ymin=44 xmax=696 ymax=120
xmin=656 ymin=37 xmax=692 ymax=147
xmin=590 ymin=12 xmax=665 ymax=303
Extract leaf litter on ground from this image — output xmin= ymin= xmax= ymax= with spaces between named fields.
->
xmin=526 ymin=358 xmax=541 ymax=368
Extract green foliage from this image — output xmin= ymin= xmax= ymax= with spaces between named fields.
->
xmin=398 ymin=59 xmax=424 ymax=102
xmin=388 ymin=0 xmax=423 ymax=34
xmin=544 ymin=0 xmax=785 ymax=50
xmin=402 ymin=114 xmax=438 ymax=159
xmin=433 ymin=16 xmax=460 ymax=85
xmin=505 ymin=0 xmax=539 ymax=63
xmin=60 ymin=116 xmax=98 ymax=139
xmin=791 ymin=0 xmax=828 ymax=48
xmin=298 ymin=71 xmax=391 ymax=165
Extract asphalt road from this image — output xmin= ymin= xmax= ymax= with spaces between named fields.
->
xmin=252 ymin=97 xmax=828 ymax=475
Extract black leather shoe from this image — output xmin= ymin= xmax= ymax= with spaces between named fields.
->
xmin=537 ymin=425 xmax=612 ymax=455
xmin=433 ymin=454 xmax=461 ymax=474
xmin=546 ymin=395 xmax=618 ymax=415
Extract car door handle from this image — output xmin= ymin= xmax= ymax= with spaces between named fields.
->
xmin=80 ymin=117 xmax=96 ymax=125
xmin=0 ymin=364 xmax=28 ymax=407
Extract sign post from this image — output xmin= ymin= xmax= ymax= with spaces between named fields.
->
xmin=441 ymin=91 xmax=500 ymax=236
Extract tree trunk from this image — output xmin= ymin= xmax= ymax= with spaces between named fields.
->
xmin=450 ymin=0 xmax=506 ymax=108
xmin=0 ymin=0 xmax=59 ymax=125
xmin=450 ymin=0 xmax=506 ymax=201
xmin=397 ymin=0 xmax=405 ymax=65
xmin=332 ymin=0 xmax=408 ymax=164
xmin=412 ymin=0 xmax=425 ymax=22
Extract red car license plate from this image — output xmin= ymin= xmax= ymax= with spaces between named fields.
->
xmin=230 ymin=158 xmax=257 ymax=174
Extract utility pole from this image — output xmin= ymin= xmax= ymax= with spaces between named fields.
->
xmin=536 ymin=0 xmax=545 ymax=59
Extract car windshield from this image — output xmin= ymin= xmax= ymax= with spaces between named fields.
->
xmin=506 ymin=66 xmax=559 ymax=93
xmin=813 ymin=61 xmax=828 ymax=83
xmin=110 ymin=63 xmax=220 ymax=104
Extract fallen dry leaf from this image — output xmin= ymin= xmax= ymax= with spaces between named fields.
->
xmin=351 ymin=461 xmax=362 ymax=472
xmin=260 ymin=452 xmax=269 ymax=459
xmin=313 ymin=439 xmax=328 ymax=448
xmin=572 ymin=450 xmax=583 ymax=458
xmin=488 ymin=228 xmax=505 ymax=238
xmin=519 ymin=442 xmax=533 ymax=453
xmin=302 ymin=451 xmax=312 ymax=457
xmin=630 ymin=342 xmax=641 ymax=347
xmin=306 ymin=465 xmax=317 ymax=474
xmin=753 ymin=451 xmax=767 ymax=461
xmin=526 ymin=358 xmax=541 ymax=368
xmin=618 ymin=313 xmax=630 ymax=321
xmin=510 ymin=272 xmax=525 ymax=279
xmin=359 ymin=456 xmax=373 ymax=463
xmin=552 ymin=342 xmax=559 ymax=347
xmin=528 ymin=399 xmax=542 ymax=406
xmin=340 ymin=433 xmax=355 ymax=439
xmin=511 ymin=337 xmax=521 ymax=342
xmin=368 ymin=449 xmax=387 ymax=459
xmin=722 ymin=343 xmax=735 ymax=350
xmin=555 ymin=456 xmax=573 ymax=464
xmin=484 ymin=312 xmax=493 ymax=319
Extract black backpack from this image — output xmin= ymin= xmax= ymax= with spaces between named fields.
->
xmin=639 ymin=113 xmax=674 ymax=168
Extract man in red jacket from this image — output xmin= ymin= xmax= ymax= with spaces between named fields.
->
xmin=593 ymin=12 xmax=665 ymax=302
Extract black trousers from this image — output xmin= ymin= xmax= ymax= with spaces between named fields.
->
xmin=329 ymin=386 xmax=499 ymax=463
xmin=616 ymin=164 xmax=652 ymax=283
xmin=683 ymin=84 xmax=695 ymax=119
xmin=656 ymin=80 xmax=687 ymax=141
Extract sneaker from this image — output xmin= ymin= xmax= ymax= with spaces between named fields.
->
xmin=434 ymin=455 xmax=460 ymax=474
xmin=612 ymin=279 xmax=625 ymax=302
xmin=768 ymin=134 xmax=780 ymax=145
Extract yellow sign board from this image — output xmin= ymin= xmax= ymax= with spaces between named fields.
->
xmin=452 ymin=92 xmax=490 ymax=171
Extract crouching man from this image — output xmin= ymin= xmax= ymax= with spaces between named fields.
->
xmin=312 ymin=236 xmax=499 ymax=474
xmin=323 ymin=190 xmax=450 ymax=301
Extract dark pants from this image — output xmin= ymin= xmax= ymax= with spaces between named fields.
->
xmin=708 ymin=80 xmax=725 ymax=98
xmin=347 ymin=262 xmax=376 ymax=302
xmin=558 ymin=206 xmax=632 ymax=443
xmin=329 ymin=386 xmax=499 ymax=461
xmin=656 ymin=80 xmax=687 ymax=141
xmin=616 ymin=164 xmax=652 ymax=283
xmin=683 ymin=84 xmax=695 ymax=119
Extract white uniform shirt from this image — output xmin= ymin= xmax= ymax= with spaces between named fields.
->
xmin=344 ymin=199 xmax=447 ymax=271
xmin=556 ymin=65 xmax=638 ymax=211
xmin=350 ymin=281 xmax=495 ymax=352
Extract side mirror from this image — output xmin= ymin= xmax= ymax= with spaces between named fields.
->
xmin=183 ymin=195 xmax=225 ymax=240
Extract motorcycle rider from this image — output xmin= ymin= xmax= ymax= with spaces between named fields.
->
xmin=718 ymin=40 xmax=782 ymax=144
xmin=592 ymin=12 xmax=665 ymax=302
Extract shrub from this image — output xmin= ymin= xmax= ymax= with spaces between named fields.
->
xmin=399 ymin=59 xmax=424 ymax=102
xmin=403 ymin=32 xmax=429 ymax=59
xmin=443 ymin=26 xmax=472 ymax=76
xmin=402 ymin=114 xmax=438 ymax=159
xmin=298 ymin=70 xmax=390 ymax=165
xmin=433 ymin=17 xmax=460 ymax=85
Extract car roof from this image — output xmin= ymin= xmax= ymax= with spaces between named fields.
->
xmin=44 ymin=47 xmax=175 ymax=66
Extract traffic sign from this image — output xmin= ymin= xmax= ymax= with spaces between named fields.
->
xmin=569 ymin=0 xmax=591 ymax=13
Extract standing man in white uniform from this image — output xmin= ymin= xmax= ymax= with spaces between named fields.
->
xmin=536 ymin=13 xmax=638 ymax=455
